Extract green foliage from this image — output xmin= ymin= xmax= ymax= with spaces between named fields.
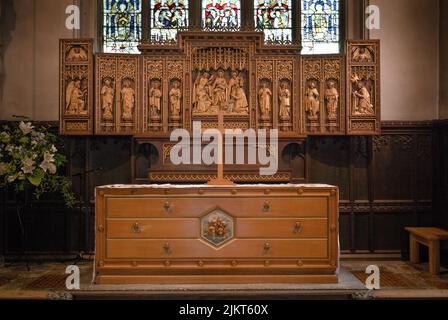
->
xmin=0 ymin=121 xmax=76 ymax=208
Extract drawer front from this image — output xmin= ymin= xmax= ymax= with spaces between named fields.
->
xmin=107 ymin=219 xmax=199 ymax=239
xmin=107 ymin=218 xmax=326 ymax=239
xmin=106 ymin=197 xmax=328 ymax=218
xmin=236 ymin=218 xmax=328 ymax=238
xmin=106 ymin=239 xmax=328 ymax=259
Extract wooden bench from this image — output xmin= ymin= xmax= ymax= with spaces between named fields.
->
xmin=405 ymin=227 xmax=448 ymax=275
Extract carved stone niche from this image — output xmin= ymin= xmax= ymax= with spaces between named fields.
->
xmin=347 ymin=40 xmax=381 ymax=135
xmin=257 ymin=78 xmax=273 ymax=129
xmin=302 ymin=58 xmax=321 ymax=134
xmin=302 ymin=56 xmax=345 ymax=135
xmin=95 ymin=54 xmax=140 ymax=135
xmin=99 ymin=76 xmax=115 ymax=133
xmin=190 ymin=47 xmax=251 ymax=131
xmin=148 ymin=78 xmax=163 ymax=132
xmin=323 ymin=58 xmax=345 ymax=135
xmin=169 ymin=78 xmax=183 ymax=130
xmin=59 ymin=39 xmax=93 ymax=135
xmin=278 ymin=78 xmax=292 ymax=132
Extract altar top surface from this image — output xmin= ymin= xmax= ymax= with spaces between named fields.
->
xmin=96 ymin=184 xmax=337 ymax=189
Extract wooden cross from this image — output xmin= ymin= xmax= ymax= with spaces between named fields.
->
xmin=207 ymin=109 xmax=235 ymax=185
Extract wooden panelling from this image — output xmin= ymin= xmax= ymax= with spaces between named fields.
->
xmin=0 ymin=120 xmax=444 ymax=259
xmin=433 ymin=121 xmax=448 ymax=230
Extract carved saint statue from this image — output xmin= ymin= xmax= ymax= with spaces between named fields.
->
xmin=169 ymin=81 xmax=182 ymax=117
xmin=149 ymin=80 xmax=162 ymax=117
xmin=353 ymin=47 xmax=372 ymax=63
xmin=101 ymin=78 xmax=114 ymax=121
xmin=305 ymin=81 xmax=320 ymax=120
xmin=278 ymin=81 xmax=291 ymax=118
xmin=325 ymin=81 xmax=339 ymax=121
xmin=353 ymin=81 xmax=374 ymax=115
xmin=66 ymin=79 xmax=87 ymax=115
xmin=228 ymin=71 xmax=248 ymax=114
xmin=67 ymin=46 xmax=88 ymax=62
xmin=121 ymin=79 xmax=135 ymax=121
xmin=193 ymin=72 xmax=211 ymax=113
xmin=258 ymin=82 xmax=272 ymax=118
xmin=210 ymin=69 xmax=228 ymax=108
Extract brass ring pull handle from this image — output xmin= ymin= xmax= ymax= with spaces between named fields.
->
xmin=163 ymin=201 xmax=172 ymax=213
xmin=262 ymin=201 xmax=272 ymax=213
xmin=263 ymin=242 xmax=271 ymax=252
xmin=293 ymin=222 xmax=303 ymax=234
xmin=132 ymin=222 xmax=142 ymax=233
xmin=163 ymin=242 xmax=172 ymax=254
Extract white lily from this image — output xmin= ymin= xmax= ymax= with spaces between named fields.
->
xmin=40 ymin=161 xmax=57 ymax=174
xmin=19 ymin=121 xmax=34 ymax=135
xmin=21 ymin=157 xmax=35 ymax=174
xmin=40 ymin=151 xmax=56 ymax=174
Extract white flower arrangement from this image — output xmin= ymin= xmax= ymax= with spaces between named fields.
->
xmin=0 ymin=121 xmax=75 ymax=207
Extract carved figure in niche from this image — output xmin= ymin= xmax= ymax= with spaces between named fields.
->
xmin=279 ymin=81 xmax=291 ymax=118
xmin=101 ymin=78 xmax=114 ymax=121
xmin=353 ymin=47 xmax=372 ymax=62
xmin=66 ymin=79 xmax=87 ymax=115
xmin=210 ymin=69 xmax=228 ymax=109
xmin=325 ymin=80 xmax=339 ymax=121
xmin=149 ymin=80 xmax=162 ymax=117
xmin=228 ymin=71 xmax=248 ymax=114
xmin=121 ymin=79 xmax=135 ymax=121
xmin=353 ymin=81 xmax=374 ymax=115
xmin=169 ymin=80 xmax=182 ymax=117
xmin=193 ymin=72 xmax=211 ymax=113
xmin=258 ymin=82 xmax=272 ymax=118
xmin=305 ymin=81 xmax=320 ymax=120
xmin=67 ymin=46 xmax=88 ymax=62
xmin=227 ymin=71 xmax=241 ymax=102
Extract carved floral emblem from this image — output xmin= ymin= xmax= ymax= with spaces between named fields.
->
xmin=201 ymin=208 xmax=234 ymax=247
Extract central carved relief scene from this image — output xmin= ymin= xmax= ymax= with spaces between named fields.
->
xmin=192 ymin=68 xmax=249 ymax=116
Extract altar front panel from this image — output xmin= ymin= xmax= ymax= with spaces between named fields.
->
xmin=94 ymin=184 xmax=339 ymax=284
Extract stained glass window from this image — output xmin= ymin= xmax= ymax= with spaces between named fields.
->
xmin=103 ymin=0 xmax=142 ymax=54
xmin=202 ymin=0 xmax=241 ymax=31
xmin=301 ymin=0 xmax=340 ymax=54
xmin=255 ymin=0 xmax=292 ymax=44
xmin=150 ymin=0 xmax=189 ymax=42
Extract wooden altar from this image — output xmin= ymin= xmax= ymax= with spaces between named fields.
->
xmin=94 ymin=184 xmax=339 ymax=284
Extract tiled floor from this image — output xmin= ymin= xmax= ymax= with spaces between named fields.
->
xmin=0 ymin=260 xmax=447 ymax=299
xmin=344 ymin=260 xmax=448 ymax=289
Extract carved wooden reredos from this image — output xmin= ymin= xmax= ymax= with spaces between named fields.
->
xmin=59 ymin=33 xmax=380 ymax=183
xmin=60 ymin=33 xmax=380 ymax=137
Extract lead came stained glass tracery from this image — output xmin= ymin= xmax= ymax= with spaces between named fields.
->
xmin=103 ymin=0 xmax=142 ymax=54
xmin=150 ymin=0 xmax=189 ymax=42
xmin=255 ymin=0 xmax=292 ymax=44
xmin=202 ymin=0 xmax=241 ymax=31
xmin=301 ymin=0 xmax=340 ymax=54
